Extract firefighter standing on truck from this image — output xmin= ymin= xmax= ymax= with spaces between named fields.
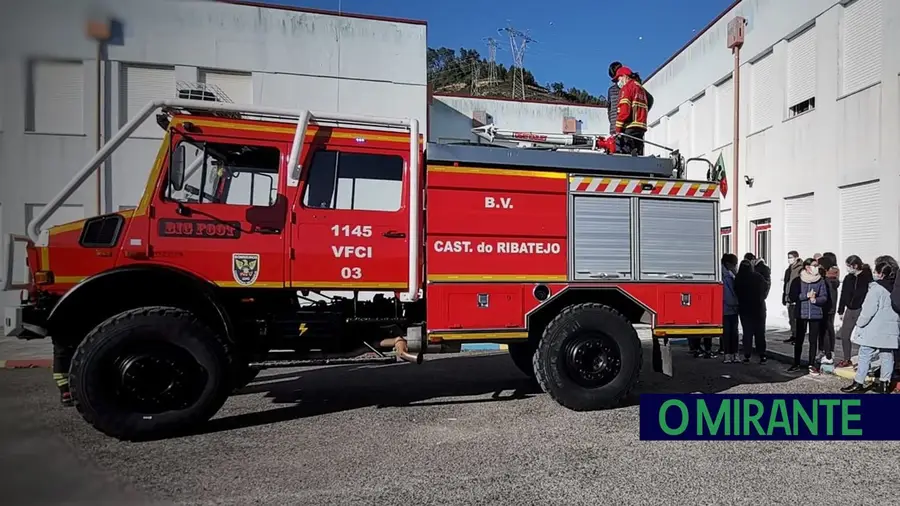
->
xmin=614 ymin=66 xmax=649 ymax=156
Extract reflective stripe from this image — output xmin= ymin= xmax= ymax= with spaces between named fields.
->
xmin=619 ymin=98 xmax=632 ymax=106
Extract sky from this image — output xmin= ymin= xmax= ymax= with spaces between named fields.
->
xmin=267 ymin=0 xmax=736 ymax=98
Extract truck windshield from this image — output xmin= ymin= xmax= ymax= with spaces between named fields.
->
xmin=169 ymin=140 xmax=280 ymax=207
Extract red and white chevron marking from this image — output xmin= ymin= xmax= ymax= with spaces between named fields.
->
xmin=569 ymin=176 xmax=720 ymax=199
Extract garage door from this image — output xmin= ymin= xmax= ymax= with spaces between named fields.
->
xmin=840 ymin=181 xmax=880 ymax=267
xmin=784 ymin=194 xmax=815 ymax=258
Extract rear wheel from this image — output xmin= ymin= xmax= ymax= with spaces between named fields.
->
xmin=507 ymin=342 xmax=536 ymax=378
xmin=69 ymin=306 xmax=231 ymax=441
xmin=533 ymin=302 xmax=642 ymax=411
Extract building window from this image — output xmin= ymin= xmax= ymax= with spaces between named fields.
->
xmin=198 ymin=69 xmax=252 ymax=105
xmin=752 ymin=218 xmax=771 ymax=264
xmin=714 ymin=76 xmax=734 ymax=148
xmin=721 ymin=226 xmax=732 ymax=255
xmin=749 ymin=52 xmax=775 ymax=132
xmin=26 ymin=60 xmax=85 ymax=135
xmin=120 ymin=64 xmax=176 ymax=138
xmin=302 ymin=151 xmax=404 ymax=212
xmin=786 ymin=25 xmax=816 ymax=118
xmin=840 ymin=0 xmax=883 ymax=96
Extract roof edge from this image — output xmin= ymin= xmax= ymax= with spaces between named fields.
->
xmin=216 ymin=0 xmax=428 ymax=26
xmin=645 ymin=0 xmax=742 ymax=82
xmin=433 ymin=92 xmax=608 ymax=110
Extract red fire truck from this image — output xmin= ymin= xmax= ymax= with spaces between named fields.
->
xmin=3 ymin=93 xmax=723 ymax=440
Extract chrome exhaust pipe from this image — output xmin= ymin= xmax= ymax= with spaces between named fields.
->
xmin=379 ymin=326 xmax=425 ymax=364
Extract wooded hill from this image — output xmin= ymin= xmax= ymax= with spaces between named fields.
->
xmin=427 ymin=47 xmax=608 ymax=107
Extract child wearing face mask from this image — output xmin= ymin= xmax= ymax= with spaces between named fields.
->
xmin=787 ymin=258 xmax=828 ymax=374
xmin=837 ymin=255 xmax=871 ymax=368
xmin=840 ymin=261 xmax=900 ymax=393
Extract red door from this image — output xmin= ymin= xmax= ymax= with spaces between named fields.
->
xmin=147 ymin=133 xmax=288 ymax=288
xmin=292 ymin=146 xmax=409 ymax=291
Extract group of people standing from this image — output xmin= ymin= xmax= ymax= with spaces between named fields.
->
xmin=691 ymin=250 xmax=900 ymax=393
xmin=780 ymin=252 xmax=900 ymax=392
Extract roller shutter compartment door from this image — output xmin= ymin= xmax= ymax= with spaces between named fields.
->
xmin=572 ymin=196 xmax=633 ymax=280
xmin=839 ymin=182 xmax=880 ymax=267
xmin=783 ymin=195 xmax=815 ymax=257
xmin=31 ymin=60 xmax=84 ymax=135
xmin=639 ymin=199 xmax=717 ymax=281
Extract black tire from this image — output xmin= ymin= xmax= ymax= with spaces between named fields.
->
xmin=507 ymin=342 xmax=536 ymax=378
xmin=69 ymin=306 xmax=232 ymax=441
xmin=533 ymin=302 xmax=642 ymax=411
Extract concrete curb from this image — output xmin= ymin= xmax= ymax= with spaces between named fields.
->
xmin=0 ymin=359 xmax=52 ymax=369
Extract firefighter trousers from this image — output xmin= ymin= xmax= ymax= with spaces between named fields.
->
xmin=52 ymin=338 xmax=75 ymax=393
xmin=616 ymin=127 xmax=646 ymax=156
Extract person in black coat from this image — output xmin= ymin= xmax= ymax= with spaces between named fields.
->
xmin=735 ymin=259 xmax=768 ymax=363
xmin=837 ymin=255 xmax=871 ymax=368
xmin=816 ymin=253 xmax=840 ymax=365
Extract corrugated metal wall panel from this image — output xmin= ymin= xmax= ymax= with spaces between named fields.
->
xmin=573 ymin=196 xmax=633 ymax=280
xmin=120 ymin=65 xmax=175 ymax=138
xmin=784 ymin=195 xmax=815 ymax=256
xmin=714 ymin=77 xmax=734 ymax=148
xmin=30 ymin=60 xmax=84 ymax=135
xmin=199 ymin=70 xmax=252 ymax=105
xmin=787 ymin=26 xmax=817 ymax=108
xmin=839 ymin=181 xmax=880 ymax=267
xmin=841 ymin=0 xmax=883 ymax=95
xmin=750 ymin=53 xmax=776 ymax=131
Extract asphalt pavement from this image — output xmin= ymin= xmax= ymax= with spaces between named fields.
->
xmin=1 ymin=345 xmax=898 ymax=506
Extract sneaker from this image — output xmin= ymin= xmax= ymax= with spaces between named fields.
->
xmin=723 ymin=354 xmax=733 ymax=364
xmin=841 ymin=381 xmax=868 ymax=393
xmin=760 ymin=355 xmax=768 ymax=364
xmin=60 ymin=391 xmax=74 ymax=407
xmin=837 ymin=359 xmax=852 ymax=368
xmin=820 ymin=356 xmax=834 ymax=366
xmin=874 ymin=381 xmax=891 ymax=394
xmin=787 ymin=364 xmax=803 ymax=372
xmin=742 ymin=356 xmax=750 ymax=364
xmin=809 ymin=366 xmax=821 ymax=376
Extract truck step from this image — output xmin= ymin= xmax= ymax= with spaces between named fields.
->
xmin=249 ymin=354 xmax=399 ymax=369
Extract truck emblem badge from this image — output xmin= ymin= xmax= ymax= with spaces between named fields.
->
xmin=232 ymin=253 xmax=260 ymax=286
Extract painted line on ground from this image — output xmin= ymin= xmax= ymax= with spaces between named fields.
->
xmin=0 ymin=359 xmax=52 ymax=369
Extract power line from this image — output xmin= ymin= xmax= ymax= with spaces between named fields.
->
xmin=499 ymin=25 xmax=536 ymax=100
xmin=483 ymin=37 xmax=499 ymax=83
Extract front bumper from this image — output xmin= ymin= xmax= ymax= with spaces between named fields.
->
xmin=4 ymin=304 xmax=49 ymax=339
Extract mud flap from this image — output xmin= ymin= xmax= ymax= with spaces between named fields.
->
xmin=652 ymin=337 xmax=673 ymax=377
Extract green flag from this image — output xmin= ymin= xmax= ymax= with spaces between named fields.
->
xmin=711 ymin=153 xmax=728 ymax=197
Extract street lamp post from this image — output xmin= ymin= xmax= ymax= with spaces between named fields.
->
xmin=86 ymin=17 xmax=112 ymax=217
xmin=727 ymin=16 xmax=746 ymax=255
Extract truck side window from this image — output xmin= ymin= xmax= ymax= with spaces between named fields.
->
xmin=168 ymin=140 xmax=281 ymax=207
xmin=302 ymin=150 xmax=403 ymax=212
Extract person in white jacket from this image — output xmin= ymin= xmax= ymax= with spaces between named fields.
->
xmin=840 ymin=260 xmax=900 ymax=394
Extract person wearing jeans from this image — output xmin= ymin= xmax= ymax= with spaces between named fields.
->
xmin=841 ymin=260 xmax=900 ymax=394
xmin=721 ymin=254 xmax=740 ymax=363
xmin=837 ymin=256 xmax=871 ymax=368
xmin=788 ymin=258 xmax=827 ymax=374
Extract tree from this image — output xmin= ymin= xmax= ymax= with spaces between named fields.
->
xmin=427 ymin=46 xmax=607 ymax=107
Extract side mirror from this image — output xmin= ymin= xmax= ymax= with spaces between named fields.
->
xmin=169 ymin=144 xmax=186 ymax=191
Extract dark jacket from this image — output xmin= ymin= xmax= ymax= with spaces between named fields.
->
xmin=783 ymin=261 xmax=803 ymax=304
xmin=607 ymin=83 xmax=620 ymax=135
xmin=838 ymin=268 xmax=873 ymax=314
xmin=822 ymin=266 xmax=840 ymax=315
xmin=892 ymin=272 xmax=900 ymax=315
xmin=735 ymin=269 xmax=767 ymax=317
xmin=789 ymin=272 xmax=828 ymax=320
xmin=752 ymin=260 xmax=771 ymax=299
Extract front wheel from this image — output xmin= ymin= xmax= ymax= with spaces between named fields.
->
xmin=533 ymin=302 xmax=642 ymax=411
xmin=69 ymin=306 xmax=231 ymax=441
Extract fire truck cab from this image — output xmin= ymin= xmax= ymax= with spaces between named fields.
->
xmin=3 ymin=95 xmax=723 ymax=441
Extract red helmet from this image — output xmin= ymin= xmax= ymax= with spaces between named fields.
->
xmin=614 ymin=66 xmax=633 ymax=79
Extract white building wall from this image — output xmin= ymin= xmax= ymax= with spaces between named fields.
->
xmin=644 ymin=0 xmax=900 ymax=327
xmin=0 ymin=0 xmax=427 ymax=305
xmin=430 ymin=95 xmax=609 ymax=145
